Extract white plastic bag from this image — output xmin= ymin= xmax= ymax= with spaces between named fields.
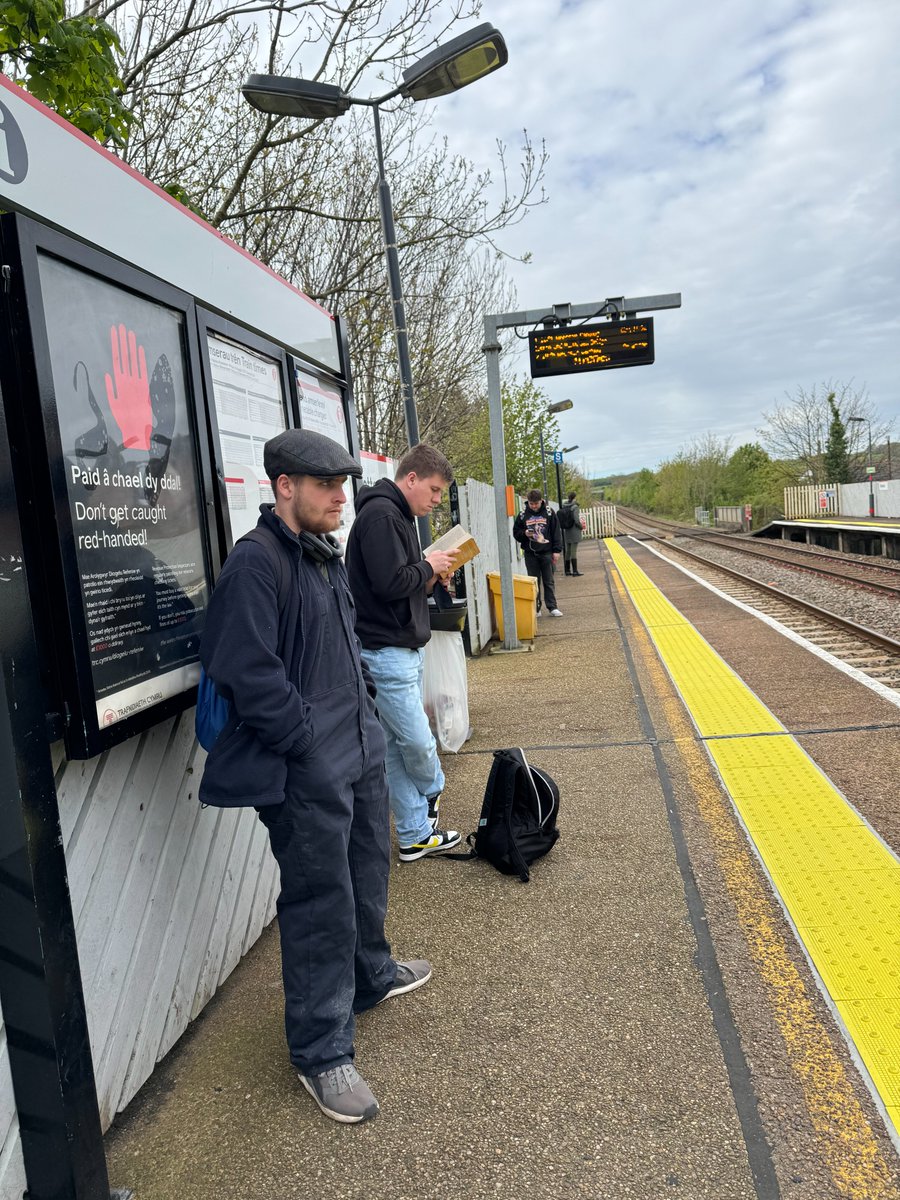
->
xmin=422 ymin=631 xmax=469 ymax=753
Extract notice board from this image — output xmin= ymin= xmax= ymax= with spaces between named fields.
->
xmin=38 ymin=253 xmax=209 ymax=733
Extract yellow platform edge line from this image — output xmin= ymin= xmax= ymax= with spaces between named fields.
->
xmin=605 ymin=537 xmax=900 ymax=1117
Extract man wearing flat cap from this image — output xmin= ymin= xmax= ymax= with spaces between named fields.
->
xmin=198 ymin=427 xmax=429 ymax=1125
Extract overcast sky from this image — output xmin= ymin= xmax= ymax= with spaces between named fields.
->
xmin=427 ymin=0 xmax=900 ymax=478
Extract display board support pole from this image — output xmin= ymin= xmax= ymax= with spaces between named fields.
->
xmin=0 ymin=390 xmax=128 ymax=1199
xmin=483 ymin=315 xmax=522 ymax=651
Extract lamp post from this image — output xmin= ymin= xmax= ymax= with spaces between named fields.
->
xmin=242 ymin=25 xmax=508 ymax=544
xmin=555 ymin=444 xmax=579 ymax=509
xmin=538 ymin=399 xmax=573 ymax=498
xmin=848 ymin=415 xmax=875 ymax=517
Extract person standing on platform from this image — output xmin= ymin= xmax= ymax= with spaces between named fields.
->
xmin=346 ymin=443 xmax=462 ymax=863
xmin=561 ymin=491 xmax=584 ymax=576
xmin=513 ymin=489 xmax=563 ymax=616
xmin=198 ymin=428 xmax=431 ymax=1126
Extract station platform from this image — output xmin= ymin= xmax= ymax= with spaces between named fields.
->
xmin=754 ymin=515 xmax=900 ymax=557
xmin=105 ymin=538 xmax=900 ymax=1200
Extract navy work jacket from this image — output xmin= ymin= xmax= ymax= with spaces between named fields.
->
xmin=198 ymin=506 xmax=375 ymax=808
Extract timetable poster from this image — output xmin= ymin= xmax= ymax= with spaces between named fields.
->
xmin=207 ymin=336 xmax=287 ymax=542
xmin=38 ymin=255 xmax=209 ymax=728
xmin=296 ymin=366 xmax=356 ymax=549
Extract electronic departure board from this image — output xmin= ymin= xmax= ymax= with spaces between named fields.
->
xmin=529 ymin=318 xmax=655 ymax=378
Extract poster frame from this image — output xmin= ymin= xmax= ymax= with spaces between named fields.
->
xmin=194 ymin=306 xmax=296 ymax=561
xmin=0 ymin=214 xmax=217 ymax=758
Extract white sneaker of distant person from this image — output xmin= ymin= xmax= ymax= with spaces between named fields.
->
xmin=549 ymin=608 xmax=563 ymax=617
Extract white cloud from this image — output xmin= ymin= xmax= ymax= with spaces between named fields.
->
xmin=425 ymin=0 xmax=900 ymax=474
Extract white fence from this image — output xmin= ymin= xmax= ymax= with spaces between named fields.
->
xmin=456 ymin=478 xmax=520 ymax=654
xmin=784 ymin=483 xmax=840 ymax=518
xmin=582 ymin=504 xmax=618 ymax=538
xmin=783 ymin=481 xmax=899 ymax=519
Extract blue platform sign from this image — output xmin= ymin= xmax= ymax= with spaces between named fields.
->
xmin=552 ymin=451 xmax=563 ymax=463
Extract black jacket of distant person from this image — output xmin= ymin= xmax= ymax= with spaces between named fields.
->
xmin=513 ymin=500 xmax=563 ymax=557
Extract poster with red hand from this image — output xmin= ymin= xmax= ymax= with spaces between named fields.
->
xmin=38 ymin=254 xmax=209 ymax=728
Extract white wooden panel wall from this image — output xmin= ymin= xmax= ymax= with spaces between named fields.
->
xmin=841 ymin=479 xmax=900 ymax=517
xmin=459 ymin=479 xmax=521 ymax=653
xmin=0 ymin=710 xmax=278 ymax=1200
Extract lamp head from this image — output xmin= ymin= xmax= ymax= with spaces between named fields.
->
xmin=241 ymin=75 xmax=351 ymax=119
xmin=546 ymin=399 xmax=574 ymax=415
xmin=400 ymin=23 xmax=507 ymax=102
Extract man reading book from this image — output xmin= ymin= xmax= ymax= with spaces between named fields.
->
xmin=346 ymin=444 xmax=462 ymax=861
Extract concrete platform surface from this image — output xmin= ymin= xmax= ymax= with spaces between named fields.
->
xmin=104 ymin=542 xmax=900 ymax=1200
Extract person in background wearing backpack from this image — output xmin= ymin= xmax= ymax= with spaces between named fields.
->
xmin=560 ymin=491 xmax=584 ymax=576
xmin=346 ymin=443 xmax=462 ymax=863
xmin=513 ymin=489 xmax=563 ymax=616
xmin=198 ymin=428 xmax=431 ymax=1126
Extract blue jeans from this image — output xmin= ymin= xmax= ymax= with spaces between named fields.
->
xmin=361 ymin=646 xmax=445 ymax=846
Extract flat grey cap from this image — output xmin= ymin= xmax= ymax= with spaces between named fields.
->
xmin=264 ymin=428 xmax=362 ymax=480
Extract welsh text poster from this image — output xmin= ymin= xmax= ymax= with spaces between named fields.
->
xmin=296 ymin=366 xmax=355 ymax=548
xmin=207 ymin=335 xmax=286 ymax=543
xmin=39 ymin=255 xmax=209 ymax=728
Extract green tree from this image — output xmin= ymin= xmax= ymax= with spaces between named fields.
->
xmin=653 ymin=433 xmax=731 ymax=518
xmin=448 ymin=378 xmax=559 ymax=495
xmin=0 ymin=0 xmax=130 ymax=144
xmin=758 ymin=380 xmax=891 ymax=485
xmin=724 ymin=443 xmax=771 ymax=500
xmin=618 ymin=468 xmax=658 ymax=511
xmin=823 ymin=393 xmax=851 ymax=483
xmin=724 ymin=442 xmax=782 ymax=523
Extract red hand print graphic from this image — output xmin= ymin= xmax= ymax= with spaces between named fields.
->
xmin=105 ymin=324 xmax=152 ymax=450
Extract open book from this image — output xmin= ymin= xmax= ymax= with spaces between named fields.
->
xmin=429 ymin=523 xmax=480 ymax=569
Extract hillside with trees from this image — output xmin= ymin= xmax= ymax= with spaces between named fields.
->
xmin=604 ymin=382 xmax=894 ymax=522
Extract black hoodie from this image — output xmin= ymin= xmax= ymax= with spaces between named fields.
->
xmin=346 ymin=479 xmax=434 ymax=650
xmin=513 ymin=501 xmax=562 ymax=555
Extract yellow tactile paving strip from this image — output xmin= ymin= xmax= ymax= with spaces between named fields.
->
xmin=606 ymin=537 xmax=900 ymax=1131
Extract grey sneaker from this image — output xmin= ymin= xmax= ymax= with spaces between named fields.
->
xmin=398 ymin=829 xmax=461 ymax=862
xmin=299 ymin=1064 xmax=379 ymax=1124
xmin=377 ymin=959 xmax=432 ymax=1005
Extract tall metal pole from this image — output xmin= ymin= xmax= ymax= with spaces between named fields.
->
xmin=555 ymin=457 xmax=564 ymax=509
xmin=867 ymin=423 xmax=875 ymax=518
xmin=371 ymin=105 xmax=431 ymax=545
xmin=484 ymin=315 xmax=520 ymax=650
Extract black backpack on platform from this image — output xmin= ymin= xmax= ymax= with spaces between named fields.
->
xmin=451 ymin=748 xmax=560 ymax=882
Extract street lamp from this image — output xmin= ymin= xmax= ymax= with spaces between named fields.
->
xmin=848 ymin=415 xmax=875 ymax=517
xmin=242 ymin=24 xmax=508 ymax=542
xmin=538 ymin=399 xmax=573 ymax=496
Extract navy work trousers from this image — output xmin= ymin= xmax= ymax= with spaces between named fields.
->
xmin=256 ymin=727 xmax=396 ymax=1076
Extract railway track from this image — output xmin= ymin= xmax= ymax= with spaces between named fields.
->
xmin=613 ymin=514 xmax=900 ymax=693
xmin=616 ymin=509 xmax=900 ymax=596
